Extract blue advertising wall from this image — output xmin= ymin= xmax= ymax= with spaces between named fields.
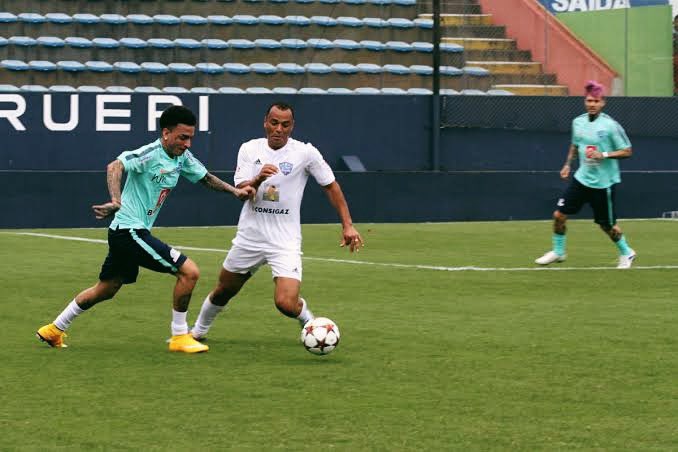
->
xmin=2 ymin=93 xmax=677 ymax=227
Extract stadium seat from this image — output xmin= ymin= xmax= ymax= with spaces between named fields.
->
xmin=232 ymin=15 xmax=259 ymax=25
xmin=49 ymin=85 xmax=77 ymax=92
xmin=310 ymin=16 xmax=338 ymax=26
xmin=196 ymin=62 xmax=225 ymax=74
xmin=285 ymin=16 xmax=311 ymax=26
xmin=388 ymin=18 xmax=414 ymax=28
xmin=331 ymin=63 xmax=359 ymax=74
xmin=440 ymin=88 xmax=460 ymax=95
xmin=487 ymin=89 xmax=515 ymax=96
xmin=259 ymin=15 xmax=286 ymax=25
xmin=153 ymin=15 xmax=181 ymax=25
xmin=337 ymin=17 xmax=363 ymax=27
xmin=106 ymin=85 xmax=134 ymax=93
xmin=255 ymin=39 xmax=282 ymax=49
xmin=280 ymin=39 xmax=307 ymax=49
xmin=120 ymin=38 xmax=148 ymax=49
xmin=354 ymin=87 xmax=381 ymax=94
xmin=356 ymin=63 xmax=382 ymax=74
xmin=413 ymin=18 xmax=433 ymax=29
xmin=308 ymin=39 xmax=334 ymax=50
xmin=77 ymin=85 xmax=106 ymax=92
xmin=223 ymin=63 xmax=251 ymax=74
xmin=134 ymin=86 xmax=163 ymax=93
xmin=218 ymin=87 xmax=246 ymax=93
xmin=100 ymin=14 xmax=127 ymax=25
xmin=0 ymin=84 xmax=20 ymax=92
xmin=18 ymin=13 xmax=47 ymax=24
xmin=37 ymin=37 xmax=66 ymax=48
xmin=407 ymin=87 xmax=433 ymax=95
xmin=327 ymin=87 xmax=354 ymax=94
xmin=92 ymin=38 xmax=120 ymax=49
xmin=72 ymin=14 xmax=100 ymax=25
xmin=460 ymin=89 xmax=487 ymax=95
xmin=410 ymin=65 xmax=433 ymax=75
xmin=20 ymin=84 xmax=49 ymax=92
xmin=65 ymin=37 xmax=93 ymax=48
xmin=148 ymin=38 xmax=175 ymax=49
xmin=163 ymin=86 xmax=190 ymax=93
xmin=169 ymin=63 xmax=196 ymax=74
xmin=190 ymin=87 xmax=219 ymax=93
xmin=381 ymin=87 xmax=408 ymax=94
xmin=385 ymin=41 xmax=412 ymax=52
xmin=141 ymin=62 xmax=169 ymax=73
xmin=250 ymin=63 xmax=277 ymax=74
xmin=383 ymin=64 xmax=411 ymax=75
xmin=207 ymin=15 xmax=233 ymax=25
xmin=180 ymin=15 xmax=208 ymax=25
xmin=298 ymin=87 xmax=327 ymax=94
xmin=9 ymin=36 xmax=37 ymax=47
xmin=86 ymin=61 xmax=114 ymax=72
xmin=57 ymin=61 xmax=86 ymax=72
xmin=277 ymin=63 xmax=305 ymax=74
xmin=28 ymin=60 xmax=57 ymax=71
xmin=360 ymin=40 xmax=385 ymax=51
xmin=272 ymin=87 xmax=298 ymax=94
xmin=334 ymin=39 xmax=361 ymax=50
xmin=363 ymin=18 xmax=389 ymax=28
xmin=245 ymin=87 xmax=273 ymax=94
xmin=175 ymin=38 xmax=202 ymax=49
xmin=304 ymin=63 xmax=332 ymax=74
xmin=203 ymin=39 xmax=229 ymax=50
xmin=127 ymin=14 xmax=154 ymax=25
xmin=228 ymin=39 xmax=256 ymax=49
xmin=0 ymin=13 xmax=18 ymax=24
xmin=45 ymin=13 xmax=73 ymax=24
xmin=1 ymin=60 xmax=29 ymax=71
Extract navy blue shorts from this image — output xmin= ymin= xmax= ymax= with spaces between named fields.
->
xmin=556 ymin=178 xmax=617 ymax=228
xmin=99 ymin=228 xmax=188 ymax=284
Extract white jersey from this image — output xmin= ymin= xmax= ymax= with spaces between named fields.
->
xmin=232 ymin=137 xmax=336 ymax=251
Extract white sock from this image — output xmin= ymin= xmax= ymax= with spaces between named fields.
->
xmin=297 ymin=297 xmax=314 ymax=325
xmin=171 ymin=309 xmax=189 ymax=336
xmin=192 ymin=294 xmax=225 ymax=337
xmin=54 ymin=300 xmax=85 ymax=331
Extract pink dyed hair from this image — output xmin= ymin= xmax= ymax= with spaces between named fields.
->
xmin=584 ymin=80 xmax=605 ymax=98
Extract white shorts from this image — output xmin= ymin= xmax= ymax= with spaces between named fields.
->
xmin=223 ymin=243 xmax=303 ymax=281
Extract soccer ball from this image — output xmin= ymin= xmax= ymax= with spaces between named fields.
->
xmin=300 ymin=317 xmax=340 ymax=355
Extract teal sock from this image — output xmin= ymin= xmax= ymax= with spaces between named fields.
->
xmin=552 ymin=233 xmax=566 ymax=256
xmin=615 ymin=235 xmax=632 ymax=256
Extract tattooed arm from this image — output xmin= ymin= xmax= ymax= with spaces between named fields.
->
xmin=200 ymin=172 xmax=256 ymax=200
xmin=92 ymin=160 xmax=124 ymax=220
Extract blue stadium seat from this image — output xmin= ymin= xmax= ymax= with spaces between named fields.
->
xmin=360 ymin=40 xmax=385 ymax=51
xmin=153 ymin=15 xmax=181 ymax=25
xmin=228 ymin=39 xmax=255 ymax=49
xmin=259 ymin=15 xmax=286 ymax=25
xmin=411 ymin=42 xmax=433 ymax=53
xmin=86 ymin=61 xmax=114 ymax=72
xmin=202 ymin=39 xmax=229 ymax=49
xmin=385 ymin=41 xmax=412 ymax=52
xmin=460 ymin=89 xmax=487 ymax=95
xmin=250 ymin=62 xmax=277 ymax=74
xmin=440 ymin=88 xmax=460 ymax=95
xmin=334 ymin=39 xmax=361 ymax=50
xmin=18 ymin=13 xmax=47 ymax=24
xmin=388 ymin=18 xmax=415 ymax=28
xmin=280 ymin=39 xmax=307 ymax=50
xmin=320 ymin=0 xmax=340 ymax=3
xmin=57 ymin=61 xmax=86 ymax=72
xmin=232 ymin=15 xmax=259 ymax=25
xmin=169 ymin=63 xmax=196 ymax=74
xmin=394 ymin=0 xmax=416 ymax=4
xmin=298 ymin=87 xmax=327 ymax=94
xmin=65 ymin=37 xmax=93 ymax=48
xmin=441 ymin=66 xmax=463 ymax=76
xmin=272 ymin=87 xmax=298 ymax=94
xmin=163 ymin=86 xmax=190 ymax=93
xmin=255 ymin=39 xmax=282 ymax=49
xmin=20 ymin=84 xmax=49 ymax=92
xmin=409 ymin=65 xmax=433 ymax=75
xmin=196 ymin=62 xmax=225 ymax=74
xmin=308 ymin=39 xmax=334 ymax=50
xmin=1 ymin=60 xmax=30 ymax=71
xmin=45 ymin=13 xmax=72 ymax=24
xmin=37 ymin=37 xmax=66 ymax=49
xmin=78 ymin=85 xmax=106 ymax=92
xmin=277 ymin=63 xmax=305 ymax=74
xmin=0 ymin=37 xmax=6 ymax=47
xmin=310 ymin=16 xmax=338 ymax=26
xmin=190 ymin=87 xmax=219 ymax=93
xmin=304 ymin=63 xmax=332 ymax=74
xmin=134 ymin=86 xmax=162 ymax=93
xmin=72 ymin=14 xmax=100 ymax=25
xmin=331 ymin=63 xmax=359 ymax=74
xmin=120 ymin=38 xmax=147 ymax=49
xmin=141 ymin=62 xmax=169 ymax=73
xmin=363 ymin=17 xmax=389 ymax=28
xmin=344 ymin=0 xmax=367 ymax=4
xmin=337 ymin=17 xmax=363 ymax=27
xmin=181 ymin=15 xmax=208 ymax=25
xmin=49 ymin=85 xmax=77 ymax=92
xmin=487 ymin=89 xmax=514 ymax=96
xmin=383 ymin=64 xmax=411 ymax=75
xmin=218 ymin=87 xmax=246 ymax=93
xmin=0 ymin=13 xmax=18 ymax=24
xmin=207 ymin=15 xmax=233 ymax=25
xmin=294 ymin=0 xmax=315 ymax=3
xmin=442 ymin=43 xmax=464 ymax=53
xmin=413 ymin=18 xmax=433 ymax=29
xmin=9 ymin=36 xmax=37 ymax=47
xmin=356 ymin=63 xmax=382 ymax=74
xmin=327 ymin=87 xmax=354 ymax=94
xmin=127 ymin=14 xmax=154 ymax=25
xmin=381 ymin=87 xmax=408 ymax=95
xmin=28 ymin=60 xmax=57 ymax=71
xmin=407 ymin=87 xmax=433 ymax=95
xmin=148 ymin=38 xmax=175 ymax=49
xmin=369 ymin=0 xmax=391 ymax=4
xmin=463 ymin=66 xmax=491 ymax=77
xmin=0 ymin=84 xmax=19 ymax=92
xmin=354 ymin=87 xmax=381 ymax=94
xmin=92 ymin=38 xmax=120 ymax=49
xmin=223 ymin=63 xmax=251 ymax=74
xmin=100 ymin=14 xmax=127 ymax=25
xmin=270 ymin=0 xmax=290 ymax=3
xmin=106 ymin=86 xmax=134 ymax=93
xmin=246 ymin=87 xmax=273 ymax=94
xmin=175 ymin=38 xmax=202 ymax=49
xmin=115 ymin=63 xmax=145 ymax=78
xmin=285 ymin=16 xmax=311 ymax=26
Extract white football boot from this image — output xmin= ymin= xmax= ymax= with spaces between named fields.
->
xmin=617 ymin=249 xmax=636 ymax=269
xmin=534 ymin=251 xmax=567 ymax=265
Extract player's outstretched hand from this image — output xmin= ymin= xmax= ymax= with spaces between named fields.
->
xmin=560 ymin=164 xmax=571 ymax=180
xmin=340 ymin=226 xmax=364 ymax=253
xmin=92 ymin=201 xmax=120 ymax=220
xmin=257 ymin=164 xmax=279 ymax=181
xmin=235 ymin=186 xmax=256 ymax=201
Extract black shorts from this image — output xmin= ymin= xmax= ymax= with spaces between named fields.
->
xmin=99 ymin=228 xmax=188 ymax=284
xmin=556 ymin=178 xmax=617 ymax=228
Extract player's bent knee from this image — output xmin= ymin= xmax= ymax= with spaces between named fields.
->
xmin=274 ymin=296 xmax=299 ymax=317
xmin=178 ymin=259 xmax=200 ymax=283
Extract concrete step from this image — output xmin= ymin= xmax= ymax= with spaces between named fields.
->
xmin=466 ymin=60 xmax=542 ymax=75
xmin=463 ymin=49 xmax=531 ymax=62
xmin=417 ymin=4 xmax=483 ymax=15
xmin=419 ymin=13 xmax=493 ymax=26
xmin=488 ymin=73 xmax=558 ymax=85
xmin=443 ymin=37 xmax=516 ymax=51
xmin=492 ymin=84 xmax=569 ymax=96
xmin=439 ymin=25 xmax=507 ymax=38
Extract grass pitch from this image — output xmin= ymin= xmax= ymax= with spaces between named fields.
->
xmin=1 ymin=220 xmax=677 ymax=450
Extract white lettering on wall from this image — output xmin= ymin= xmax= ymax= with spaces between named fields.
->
xmin=148 ymin=95 xmax=182 ymax=131
xmin=199 ymin=95 xmax=209 ymax=131
xmin=0 ymin=94 xmax=27 ymax=131
xmin=96 ymin=95 xmax=131 ymax=131
xmin=43 ymin=95 xmax=79 ymax=131
xmin=551 ymin=0 xmax=630 ymax=11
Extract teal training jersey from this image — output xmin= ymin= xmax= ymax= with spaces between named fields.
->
xmin=109 ymin=139 xmax=208 ymax=230
xmin=571 ymin=112 xmax=631 ymax=189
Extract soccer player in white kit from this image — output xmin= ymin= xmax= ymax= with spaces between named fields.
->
xmin=191 ymin=102 xmax=363 ymax=340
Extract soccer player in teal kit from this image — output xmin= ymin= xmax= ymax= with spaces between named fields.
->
xmin=36 ymin=106 xmax=255 ymax=352
xmin=535 ymin=81 xmax=636 ymax=269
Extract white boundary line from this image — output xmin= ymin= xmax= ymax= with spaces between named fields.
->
xmin=6 ymin=231 xmax=678 ymax=272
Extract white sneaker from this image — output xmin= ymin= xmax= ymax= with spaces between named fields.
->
xmin=617 ymin=249 xmax=636 ymax=269
xmin=535 ymin=251 xmax=567 ymax=265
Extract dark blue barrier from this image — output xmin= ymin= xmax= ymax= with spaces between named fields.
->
xmin=2 ymin=170 xmax=676 ymax=228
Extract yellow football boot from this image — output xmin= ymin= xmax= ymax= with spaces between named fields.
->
xmin=36 ymin=323 xmax=68 ymax=348
xmin=168 ymin=333 xmax=209 ymax=353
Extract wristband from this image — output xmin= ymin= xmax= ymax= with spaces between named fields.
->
xmin=602 ymin=152 xmax=609 ymax=158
